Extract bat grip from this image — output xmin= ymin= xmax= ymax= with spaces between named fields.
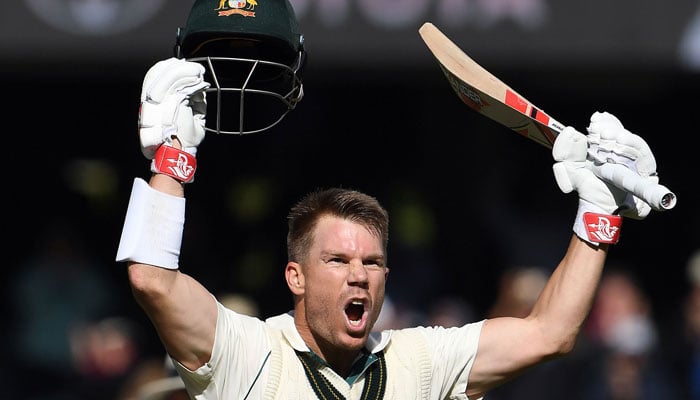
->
xmin=591 ymin=163 xmax=677 ymax=211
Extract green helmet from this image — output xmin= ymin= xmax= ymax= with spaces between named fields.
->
xmin=174 ymin=0 xmax=306 ymax=135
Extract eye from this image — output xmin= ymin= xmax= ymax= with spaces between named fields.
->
xmin=364 ymin=259 xmax=385 ymax=271
xmin=323 ymin=257 xmax=345 ymax=266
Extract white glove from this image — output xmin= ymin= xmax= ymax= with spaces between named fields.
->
xmin=552 ymin=124 xmax=628 ymax=209
xmin=553 ymin=111 xmax=662 ymax=244
xmin=585 ymin=111 xmax=657 ymax=219
xmin=138 ymin=57 xmax=209 ymax=158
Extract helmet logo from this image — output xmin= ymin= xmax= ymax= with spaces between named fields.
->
xmin=216 ymin=0 xmax=257 ymax=16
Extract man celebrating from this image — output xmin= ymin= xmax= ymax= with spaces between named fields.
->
xmin=116 ymin=1 xmax=671 ymax=398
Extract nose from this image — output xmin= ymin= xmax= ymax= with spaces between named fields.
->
xmin=348 ymin=261 xmax=369 ymax=285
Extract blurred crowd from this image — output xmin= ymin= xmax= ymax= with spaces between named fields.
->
xmin=5 ymin=214 xmax=699 ymax=399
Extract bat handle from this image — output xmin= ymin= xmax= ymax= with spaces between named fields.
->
xmin=591 ymin=163 xmax=677 ymax=211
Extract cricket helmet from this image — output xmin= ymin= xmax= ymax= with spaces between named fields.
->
xmin=174 ymin=0 xmax=306 ymax=135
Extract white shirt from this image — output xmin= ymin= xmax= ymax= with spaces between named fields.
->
xmin=173 ymin=302 xmax=484 ymax=399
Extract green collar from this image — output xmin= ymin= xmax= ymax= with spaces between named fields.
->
xmin=296 ymin=350 xmax=387 ymax=399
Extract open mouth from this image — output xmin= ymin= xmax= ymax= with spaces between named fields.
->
xmin=345 ymin=300 xmax=366 ymax=326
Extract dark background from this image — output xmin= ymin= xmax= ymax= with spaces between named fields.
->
xmin=3 ymin=1 xmax=700 ymax=398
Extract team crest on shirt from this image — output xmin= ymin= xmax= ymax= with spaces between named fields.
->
xmin=216 ymin=0 xmax=257 ymax=16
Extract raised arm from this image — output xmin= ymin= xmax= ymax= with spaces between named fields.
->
xmin=466 ymin=112 xmax=668 ymax=398
xmin=116 ymin=58 xmax=217 ymax=371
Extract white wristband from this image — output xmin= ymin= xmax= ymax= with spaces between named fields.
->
xmin=116 ymin=178 xmax=185 ymax=269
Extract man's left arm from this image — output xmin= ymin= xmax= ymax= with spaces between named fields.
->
xmin=466 ymin=112 xmax=667 ymax=399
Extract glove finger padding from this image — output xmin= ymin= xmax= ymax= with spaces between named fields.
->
xmin=552 ymin=127 xmax=588 ymax=194
xmin=552 ymin=126 xmax=632 ymax=215
xmin=586 ymin=112 xmax=656 ymax=219
xmin=553 ymin=125 xmax=626 ymax=244
xmin=173 ymin=91 xmax=207 ymax=156
xmin=587 ymin=111 xmax=658 ymax=177
xmin=141 ymin=58 xmax=208 ymax=103
xmin=139 ymin=57 xmax=210 ymax=159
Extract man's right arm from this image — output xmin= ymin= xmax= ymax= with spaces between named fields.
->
xmin=126 ymin=173 xmax=218 ymax=371
xmin=117 ymin=58 xmax=217 ymax=371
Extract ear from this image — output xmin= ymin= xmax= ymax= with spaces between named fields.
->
xmin=285 ymin=261 xmax=305 ymax=295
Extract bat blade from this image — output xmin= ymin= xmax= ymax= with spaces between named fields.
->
xmin=419 ymin=22 xmax=564 ymax=149
xmin=418 ymin=22 xmax=677 ymax=211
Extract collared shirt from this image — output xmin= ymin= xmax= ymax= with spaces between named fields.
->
xmin=173 ymin=301 xmax=485 ymax=399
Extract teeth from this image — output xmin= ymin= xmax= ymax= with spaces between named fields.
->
xmin=352 ymin=301 xmax=363 ymax=306
xmin=349 ymin=319 xmax=361 ymax=326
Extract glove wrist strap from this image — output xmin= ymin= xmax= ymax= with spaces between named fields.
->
xmin=573 ymin=199 xmax=623 ymax=245
xmin=151 ymin=144 xmax=197 ymax=183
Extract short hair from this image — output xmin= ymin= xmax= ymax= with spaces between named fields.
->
xmin=286 ymin=188 xmax=389 ymax=263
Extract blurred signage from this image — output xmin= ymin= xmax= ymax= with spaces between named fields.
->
xmin=2 ymin=0 xmax=699 ymax=70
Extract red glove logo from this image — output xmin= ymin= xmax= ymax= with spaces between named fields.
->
xmin=583 ymin=213 xmax=622 ymax=244
xmin=152 ymin=145 xmax=197 ymax=183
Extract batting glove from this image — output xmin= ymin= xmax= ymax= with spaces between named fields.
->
xmin=552 ymin=112 xmax=661 ymax=245
xmin=138 ymin=57 xmax=209 ymax=183
xmin=586 ymin=111 xmax=658 ymax=220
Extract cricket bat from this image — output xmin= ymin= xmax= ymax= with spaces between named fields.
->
xmin=418 ymin=22 xmax=676 ymax=211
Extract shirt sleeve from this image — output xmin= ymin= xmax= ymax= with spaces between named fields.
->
xmin=423 ymin=319 xmax=485 ymax=400
xmin=173 ymin=301 xmax=272 ymax=399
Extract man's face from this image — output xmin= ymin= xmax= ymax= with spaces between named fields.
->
xmin=299 ymin=215 xmax=388 ymax=353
